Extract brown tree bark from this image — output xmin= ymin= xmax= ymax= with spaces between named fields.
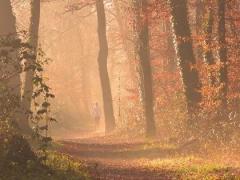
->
xmin=0 ymin=1 xmax=16 ymax=36
xmin=0 ymin=0 xmax=19 ymax=91
xmin=96 ymin=0 xmax=116 ymax=133
xmin=0 ymin=0 xmax=21 ymax=127
xmin=195 ymin=0 xmax=205 ymax=36
xmin=217 ymin=0 xmax=228 ymax=109
xmin=21 ymin=0 xmax=41 ymax=133
xmin=203 ymin=5 xmax=215 ymax=84
xmin=195 ymin=0 xmax=205 ymax=60
xmin=168 ymin=0 xmax=201 ymax=125
xmin=133 ymin=0 xmax=156 ymax=137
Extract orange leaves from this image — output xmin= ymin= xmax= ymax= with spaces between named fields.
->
xmin=200 ymin=84 xmax=221 ymax=111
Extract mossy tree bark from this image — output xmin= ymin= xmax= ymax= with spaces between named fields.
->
xmin=168 ymin=0 xmax=201 ymax=126
xmin=21 ymin=0 xmax=41 ymax=134
xmin=0 ymin=0 xmax=22 ymax=129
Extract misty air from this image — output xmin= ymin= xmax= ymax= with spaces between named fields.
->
xmin=1 ymin=0 xmax=240 ymax=179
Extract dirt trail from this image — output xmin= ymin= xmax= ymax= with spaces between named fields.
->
xmin=57 ymin=133 xmax=185 ymax=180
xmin=58 ymin=134 xmax=240 ymax=180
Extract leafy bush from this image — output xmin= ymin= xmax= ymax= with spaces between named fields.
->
xmin=0 ymin=34 xmax=87 ymax=180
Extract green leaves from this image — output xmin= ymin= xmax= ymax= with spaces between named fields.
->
xmin=42 ymin=102 xmax=50 ymax=108
xmin=46 ymin=93 xmax=55 ymax=98
xmin=33 ymin=76 xmax=43 ymax=85
xmin=37 ymin=108 xmax=47 ymax=115
xmin=0 ymin=32 xmax=56 ymax=167
xmin=49 ymin=118 xmax=57 ymax=122
xmin=42 ymin=137 xmax=52 ymax=143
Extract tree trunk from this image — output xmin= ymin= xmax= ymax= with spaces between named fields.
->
xmin=195 ymin=0 xmax=205 ymax=60
xmin=0 ymin=0 xmax=21 ymax=126
xmin=217 ymin=0 xmax=228 ymax=109
xmin=0 ymin=0 xmax=19 ymax=91
xmin=21 ymin=0 xmax=40 ymax=133
xmin=133 ymin=0 xmax=156 ymax=137
xmin=203 ymin=6 xmax=215 ymax=84
xmin=0 ymin=1 xmax=16 ymax=36
xmin=195 ymin=0 xmax=205 ymax=36
xmin=96 ymin=0 xmax=116 ymax=133
xmin=168 ymin=0 xmax=201 ymax=125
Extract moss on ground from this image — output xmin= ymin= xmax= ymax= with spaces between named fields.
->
xmin=141 ymin=156 xmax=239 ymax=179
xmin=0 ymin=151 xmax=89 ymax=180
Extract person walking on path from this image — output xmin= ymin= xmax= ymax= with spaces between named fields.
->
xmin=92 ymin=102 xmax=101 ymax=130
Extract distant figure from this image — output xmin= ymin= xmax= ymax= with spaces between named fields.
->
xmin=92 ymin=102 xmax=101 ymax=130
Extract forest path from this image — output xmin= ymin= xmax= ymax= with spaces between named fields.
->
xmin=58 ymin=133 xmax=240 ymax=180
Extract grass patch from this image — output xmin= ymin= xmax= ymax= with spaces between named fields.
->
xmin=0 ymin=151 xmax=89 ymax=180
xmin=141 ymin=156 xmax=239 ymax=179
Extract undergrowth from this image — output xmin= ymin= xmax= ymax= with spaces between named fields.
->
xmin=0 ymin=150 xmax=89 ymax=180
xmin=141 ymin=155 xmax=239 ymax=179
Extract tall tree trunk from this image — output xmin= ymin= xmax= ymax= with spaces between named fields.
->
xmin=133 ymin=0 xmax=156 ymax=137
xmin=0 ymin=1 xmax=16 ymax=36
xmin=217 ymin=0 xmax=228 ymax=109
xmin=0 ymin=0 xmax=21 ymax=126
xmin=21 ymin=0 xmax=40 ymax=133
xmin=203 ymin=6 xmax=215 ymax=84
xmin=195 ymin=0 xmax=205 ymax=60
xmin=195 ymin=0 xmax=205 ymax=36
xmin=168 ymin=0 xmax=201 ymax=126
xmin=96 ymin=0 xmax=116 ymax=133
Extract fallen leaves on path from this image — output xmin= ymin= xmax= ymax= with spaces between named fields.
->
xmin=57 ymin=135 xmax=240 ymax=180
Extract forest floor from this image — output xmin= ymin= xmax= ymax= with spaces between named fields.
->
xmin=58 ymin=132 xmax=240 ymax=180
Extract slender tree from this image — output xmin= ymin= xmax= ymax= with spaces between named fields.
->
xmin=133 ymin=0 xmax=156 ymax=137
xmin=0 ymin=1 xmax=16 ymax=36
xmin=203 ymin=5 xmax=215 ymax=84
xmin=21 ymin=0 xmax=41 ymax=133
xmin=168 ymin=0 xmax=201 ymax=125
xmin=196 ymin=0 xmax=205 ymax=36
xmin=217 ymin=0 xmax=228 ymax=109
xmin=195 ymin=0 xmax=205 ymax=61
xmin=96 ymin=0 xmax=116 ymax=132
